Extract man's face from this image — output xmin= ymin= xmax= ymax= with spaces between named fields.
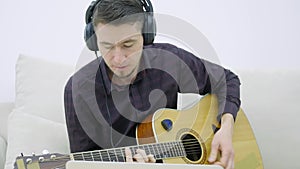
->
xmin=95 ymin=22 xmax=144 ymax=82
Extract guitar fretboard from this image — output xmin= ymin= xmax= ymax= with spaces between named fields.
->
xmin=71 ymin=141 xmax=186 ymax=162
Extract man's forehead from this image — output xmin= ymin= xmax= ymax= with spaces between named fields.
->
xmin=95 ymin=22 xmax=142 ymax=43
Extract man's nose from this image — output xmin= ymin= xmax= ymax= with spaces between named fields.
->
xmin=112 ymin=47 xmax=126 ymax=64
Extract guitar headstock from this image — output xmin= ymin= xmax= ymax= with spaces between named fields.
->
xmin=14 ymin=152 xmax=70 ymax=169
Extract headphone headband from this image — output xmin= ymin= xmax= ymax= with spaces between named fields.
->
xmin=84 ymin=0 xmax=156 ymax=51
xmin=85 ymin=0 xmax=98 ymax=24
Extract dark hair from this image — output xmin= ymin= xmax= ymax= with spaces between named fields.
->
xmin=92 ymin=0 xmax=145 ymax=27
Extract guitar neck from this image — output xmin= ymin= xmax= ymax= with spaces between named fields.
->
xmin=70 ymin=141 xmax=186 ymax=162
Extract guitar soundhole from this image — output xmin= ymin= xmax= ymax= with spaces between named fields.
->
xmin=181 ymin=134 xmax=202 ymax=162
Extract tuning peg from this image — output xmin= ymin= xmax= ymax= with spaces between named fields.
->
xmin=32 ymin=152 xmax=36 ymax=156
xmin=39 ymin=157 xmax=45 ymax=162
xmin=42 ymin=149 xmax=49 ymax=154
xmin=26 ymin=158 xmax=32 ymax=164
xmin=50 ymin=154 xmax=57 ymax=160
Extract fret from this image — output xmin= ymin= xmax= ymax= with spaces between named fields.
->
xmin=72 ymin=153 xmax=84 ymax=160
xmin=107 ymin=149 xmax=118 ymax=162
xmin=169 ymin=142 xmax=176 ymax=157
xmin=173 ymin=142 xmax=179 ymax=157
xmin=91 ymin=151 xmax=102 ymax=161
xmin=130 ymin=147 xmax=136 ymax=156
xmin=162 ymin=143 xmax=169 ymax=158
xmin=115 ymin=148 xmax=125 ymax=162
xmin=91 ymin=152 xmax=95 ymax=161
xmin=142 ymin=145 xmax=149 ymax=155
xmin=171 ymin=142 xmax=178 ymax=157
xmin=167 ymin=142 xmax=172 ymax=157
xmin=154 ymin=143 xmax=163 ymax=159
xmin=175 ymin=142 xmax=182 ymax=156
xmin=150 ymin=144 xmax=157 ymax=157
xmin=157 ymin=143 xmax=164 ymax=159
xmin=145 ymin=144 xmax=152 ymax=155
xmin=179 ymin=141 xmax=186 ymax=156
xmin=161 ymin=143 xmax=169 ymax=158
xmin=167 ymin=142 xmax=173 ymax=158
xmin=152 ymin=144 xmax=159 ymax=159
xmin=166 ymin=142 xmax=174 ymax=158
xmin=143 ymin=145 xmax=150 ymax=155
xmin=137 ymin=145 xmax=144 ymax=153
xmin=83 ymin=152 xmax=93 ymax=161
xmin=100 ymin=150 xmax=110 ymax=162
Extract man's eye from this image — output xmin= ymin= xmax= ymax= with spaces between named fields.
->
xmin=103 ymin=45 xmax=112 ymax=49
xmin=123 ymin=42 xmax=134 ymax=48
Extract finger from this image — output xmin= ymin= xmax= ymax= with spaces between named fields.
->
xmin=219 ymin=149 xmax=234 ymax=168
xmin=147 ymin=154 xmax=156 ymax=163
xmin=136 ymin=149 xmax=149 ymax=162
xmin=225 ymin=152 xmax=235 ymax=169
xmin=226 ymin=159 xmax=233 ymax=169
xmin=133 ymin=153 xmax=144 ymax=163
xmin=208 ymin=141 xmax=219 ymax=163
xmin=125 ymin=147 xmax=133 ymax=162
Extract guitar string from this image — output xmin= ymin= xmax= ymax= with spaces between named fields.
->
xmin=41 ymin=138 xmax=202 ymax=162
xmin=73 ymin=139 xmax=195 ymax=157
xmin=37 ymin=141 xmax=203 ymax=169
xmin=42 ymin=140 xmax=203 ymax=169
xmin=44 ymin=139 xmax=200 ymax=161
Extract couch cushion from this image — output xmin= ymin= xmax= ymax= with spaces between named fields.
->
xmin=0 ymin=102 xmax=14 ymax=141
xmin=4 ymin=111 xmax=70 ymax=169
xmin=236 ymin=69 xmax=300 ymax=169
xmin=0 ymin=136 xmax=6 ymax=169
xmin=13 ymin=54 xmax=74 ymax=123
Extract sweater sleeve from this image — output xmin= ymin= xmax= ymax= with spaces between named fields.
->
xmin=176 ymin=46 xmax=241 ymax=121
xmin=64 ymin=77 xmax=100 ymax=153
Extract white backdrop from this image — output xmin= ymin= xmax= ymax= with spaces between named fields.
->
xmin=0 ymin=0 xmax=299 ymax=102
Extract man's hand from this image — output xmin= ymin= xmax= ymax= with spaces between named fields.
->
xmin=208 ymin=113 xmax=235 ymax=169
xmin=125 ymin=147 xmax=156 ymax=163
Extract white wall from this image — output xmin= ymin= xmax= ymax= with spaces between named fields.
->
xmin=1 ymin=0 xmax=300 ymax=102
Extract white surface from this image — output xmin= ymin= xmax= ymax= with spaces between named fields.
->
xmin=0 ymin=102 xmax=13 ymax=140
xmin=1 ymin=0 xmax=300 ymax=102
xmin=0 ymin=136 xmax=6 ymax=169
xmin=14 ymin=54 xmax=74 ymax=123
xmin=3 ymin=55 xmax=74 ymax=169
xmin=177 ymin=93 xmax=202 ymax=110
xmin=236 ymin=69 xmax=300 ymax=169
xmin=4 ymin=112 xmax=70 ymax=169
xmin=66 ymin=161 xmax=222 ymax=169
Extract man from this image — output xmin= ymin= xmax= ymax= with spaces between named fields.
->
xmin=64 ymin=0 xmax=240 ymax=169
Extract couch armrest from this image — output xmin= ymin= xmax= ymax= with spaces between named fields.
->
xmin=0 ymin=102 xmax=14 ymax=141
xmin=0 ymin=136 xmax=7 ymax=169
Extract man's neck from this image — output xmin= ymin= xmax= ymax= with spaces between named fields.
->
xmin=109 ymin=69 xmax=138 ymax=87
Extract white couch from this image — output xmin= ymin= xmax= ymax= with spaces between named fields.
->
xmin=0 ymin=55 xmax=299 ymax=169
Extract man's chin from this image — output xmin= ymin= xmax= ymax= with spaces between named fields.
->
xmin=113 ymin=71 xmax=132 ymax=79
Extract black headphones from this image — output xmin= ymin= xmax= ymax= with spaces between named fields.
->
xmin=84 ymin=0 xmax=156 ymax=51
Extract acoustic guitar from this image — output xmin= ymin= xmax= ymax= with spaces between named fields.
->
xmin=14 ymin=94 xmax=264 ymax=169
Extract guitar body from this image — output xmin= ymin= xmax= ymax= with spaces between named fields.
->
xmin=137 ymin=94 xmax=264 ymax=169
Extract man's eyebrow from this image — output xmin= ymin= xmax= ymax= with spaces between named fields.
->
xmin=100 ymin=36 xmax=139 ymax=45
xmin=99 ymin=41 xmax=113 ymax=46
xmin=122 ymin=38 xmax=138 ymax=43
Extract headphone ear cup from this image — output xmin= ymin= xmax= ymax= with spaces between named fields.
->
xmin=143 ymin=13 xmax=156 ymax=45
xmin=84 ymin=23 xmax=99 ymax=51
xmin=143 ymin=12 xmax=156 ymax=45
